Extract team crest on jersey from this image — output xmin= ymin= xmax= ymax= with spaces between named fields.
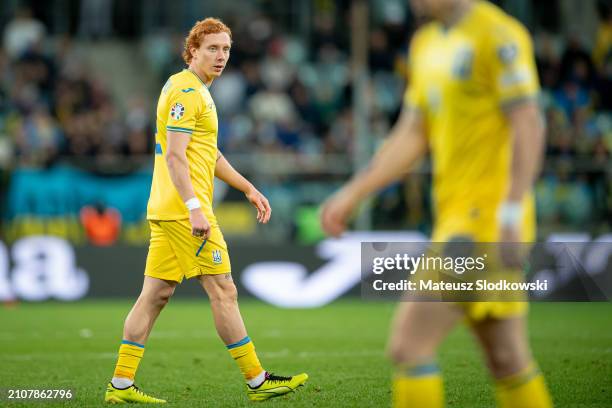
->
xmin=170 ymin=103 xmax=185 ymax=120
xmin=212 ymin=249 xmax=222 ymax=264
xmin=452 ymin=47 xmax=474 ymax=79
xmin=497 ymin=43 xmax=518 ymax=65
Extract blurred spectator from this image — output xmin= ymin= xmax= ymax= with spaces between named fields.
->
xmin=260 ymin=38 xmax=296 ymax=91
xmin=299 ymin=43 xmax=350 ymax=126
xmin=559 ymin=35 xmax=596 ymax=88
xmin=553 ymin=80 xmax=591 ymax=120
xmin=249 ymin=87 xmax=297 ymax=124
xmin=80 ymin=203 xmax=121 ymax=246
xmin=537 ymin=160 xmax=593 ymax=226
xmin=311 ymin=13 xmax=342 ymax=51
xmin=369 ymin=29 xmax=394 ymax=72
xmin=535 ymin=32 xmax=561 ymax=89
xmin=12 ymin=104 xmax=63 ymax=166
xmin=596 ymin=54 xmax=612 ymax=110
xmin=213 ymin=68 xmax=247 ymax=116
xmin=78 ymin=0 xmax=113 ymax=40
xmin=325 ymin=108 xmax=353 ymax=155
xmin=3 ymin=6 xmax=45 ymax=60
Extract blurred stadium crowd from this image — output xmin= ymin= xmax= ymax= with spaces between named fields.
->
xmin=0 ymin=0 xmax=611 ymax=238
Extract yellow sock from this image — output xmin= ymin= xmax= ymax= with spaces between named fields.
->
xmin=226 ymin=336 xmax=264 ymax=381
xmin=113 ymin=340 xmax=145 ymax=381
xmin=393 ymin=362 xmax=443 ymax=408
xmin=496 ymin=362 xmax=553 ymax=408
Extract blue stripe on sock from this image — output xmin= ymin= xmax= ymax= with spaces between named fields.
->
xmin=226 ymin=336 xmax=251 ymax=349
xmin=122 ymin=339 xmax=145 ymax=348
xmin=406 ymin=363 xmax=440 ymax=377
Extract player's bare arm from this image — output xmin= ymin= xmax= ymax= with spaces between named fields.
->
xmin=166 ymin=130 xmax=211 ymax=238
xmin=500 ymin=101 xmax=545 ymax=241
xmin=505 ymin=101 xmax=545 ymax=202
xmin=320 ymin=107 xmax=427 ymax=236
xmin=214 ymin=151 xmax=271 ymax=224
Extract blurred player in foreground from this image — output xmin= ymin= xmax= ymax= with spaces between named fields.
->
xmin=104 ymin=18 xmax=307 ymax=404
xmin=321 ymin=0 xmax=553 ymax=407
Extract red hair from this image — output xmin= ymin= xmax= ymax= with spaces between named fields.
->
xmin=183 ymin=18 xmax=232 ymax=64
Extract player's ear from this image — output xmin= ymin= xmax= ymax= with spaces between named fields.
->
xmin=190 ymin=46 xmax=198 ymax=60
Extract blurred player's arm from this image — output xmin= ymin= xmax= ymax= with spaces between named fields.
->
xmin=320 ymin=107 xmax=427 ymax=236
xmin=344 ymin=108 xmax=426 ymax=201
xmin=505 ymin=102 xmax=545 ymax=204
xmin=321 ymin=33 xmax=428 ymax=236
xmin=215 ymin=151 xmax=271 ymax=223
xmin=166 ymin=131 xmax=211 ymax=237
xmin=493 ymin=23 xmax=544 ymax=230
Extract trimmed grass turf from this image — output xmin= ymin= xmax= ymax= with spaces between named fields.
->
xmin=0 ymin=300 xmax=610 ymax=407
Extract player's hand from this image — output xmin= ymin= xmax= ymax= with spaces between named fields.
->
xmin=245 ymin=187 xmax=271 ymax=224
xmin=190 ymin=208 xmax=211 ymax=240
xmin=320 ymin=188 xmax=359 ymax=237
xmin=499 ymin=224 xmax=522 ymax=268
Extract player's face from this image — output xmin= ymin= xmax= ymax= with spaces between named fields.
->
xmin=191 ymin=32 xmax=231 ymax=79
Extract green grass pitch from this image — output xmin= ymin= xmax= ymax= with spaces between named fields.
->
xmin=0 ymin=300 xmax=610 ymax=407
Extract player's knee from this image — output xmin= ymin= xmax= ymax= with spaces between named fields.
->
xmin=387 ymin=336 xmax=434 ymax=365
xmin=387 ymin=332 xmax=406 ymax=364
xmin=387 ymin=342 xmax=406 ymax=365
xmin=147 ymin=286 xmax=174 ymax=308
xmin=485 ymin=346 xmax=528 ymax=377
xmin=205 ymin=280 xmax=238 ymax=304
xmin=159 ymin=287 xmax=174 ymax=305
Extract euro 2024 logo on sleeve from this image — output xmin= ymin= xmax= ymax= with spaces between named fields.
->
xmin=170 ymin=103 xmax=185 ymax=120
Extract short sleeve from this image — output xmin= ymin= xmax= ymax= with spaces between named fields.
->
xmin=403 ymin=35 xmax=428 ymax=113
xmin=166 ymin=88 xmax=200 ymax=135
xmin=488 ymin=23 xmax=540 ymax=108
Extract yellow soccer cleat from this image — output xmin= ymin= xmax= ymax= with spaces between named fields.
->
xmin=104 ymin=382 xmax=166 ymax=404
xmin=247 ymin=372 xmax=308 ymax=401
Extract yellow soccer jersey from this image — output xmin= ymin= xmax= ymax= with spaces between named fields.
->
xmin=405 ymin=1 xmax=540 ymax=233
xmin=147 ymin=69 xmax=219 ymax=223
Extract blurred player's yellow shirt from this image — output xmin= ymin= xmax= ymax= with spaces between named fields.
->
xmin=147 ymin=69 xmax=218 ymax=223
xmin=405 ymin=1 xmax=540 ymax=241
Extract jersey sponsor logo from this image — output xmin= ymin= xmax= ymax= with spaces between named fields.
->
xmin=181 ymin=87 xmax=195 ymax=93
xmin=170 ymin=103 xmax=185 ymax=120
xmin=497 ymin=43 xmax=518 ymax=65
xmin=212 ymin=249 xmax=223 ymax=264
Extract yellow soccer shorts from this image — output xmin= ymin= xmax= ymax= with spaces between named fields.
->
xmin=428 ymin=201 xmax=535 ymax=323
xmin=144 ymin=219 xmax=231 ymax=283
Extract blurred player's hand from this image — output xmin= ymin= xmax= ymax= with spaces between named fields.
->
xmin=320 ymin=188 xmax=358 ymax=237
xmin=190 ymin=208 xmax=211 ymax=239
xmin=499 ymin=225 xmax=522 ymax=268
xmin=245 ymin=187 xmax=271 ymax=223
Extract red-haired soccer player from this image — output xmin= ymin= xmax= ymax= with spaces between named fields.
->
xmin=321 ymin=1 xmax=553 ymax=407
xmin=104 ymin=18 xmax=307 ymax=404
